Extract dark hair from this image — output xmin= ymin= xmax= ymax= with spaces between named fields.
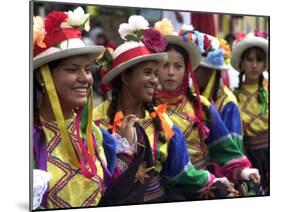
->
xmin=165 ymin=44 xmax=211 ymax=125
xmin=237 ymin=47 xmax=266 ymax=103
xmin=107 ymin=68 xmax=166 ymax=143
xmin=198 ymin=70 xmax=221 ymax=102
xmin=33 ymin=60 xmax=62 ymax=117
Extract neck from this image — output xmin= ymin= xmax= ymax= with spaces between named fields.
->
xmin=118 ymin=87 xmax=144 ymax=118
xmin=244 ymin=78 xmax=259 ymax=85
xmin=39 ymin=94 xmax=74 ymax=121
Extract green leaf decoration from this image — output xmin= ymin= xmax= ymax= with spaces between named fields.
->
xmin=136 ymin=29 xmax=145 ymax=40
xmin=125 ymin=34 xmax=139 ymax=42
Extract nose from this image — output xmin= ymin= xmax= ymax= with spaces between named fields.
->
xmin=167 ymin=66 xmax=175 ymax=76
xmin=252 ymin=60 xmax=257 ymax=68
xmin=78 ymin=68 xmax=92 ymax=83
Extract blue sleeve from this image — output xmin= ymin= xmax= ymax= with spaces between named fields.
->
xmin=162 ymin=125 xmax=210 ymax=188
xmin=100 ymin=128 xmax=117 ymax=175
xmin=162 ymin=125 xmax=190 ymax=177
xmin=220 ymin=102 xmax=242 ymax=135
xmin=205 ymin=104 xmax=231 ymax=146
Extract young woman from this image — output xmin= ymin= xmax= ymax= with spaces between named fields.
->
xmin=232 ymin=31 xmax=269 ymax=194
xmin=154 ymin=20 xmax=260 ymax=195
xmin=93 ymin=16 xmax=237 ymax=205
xmin=32 ymin=8 xmax=135 ymax=209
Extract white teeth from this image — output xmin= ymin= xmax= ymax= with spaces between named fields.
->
xmin=74 ymin=88 xmax=87 ymax=92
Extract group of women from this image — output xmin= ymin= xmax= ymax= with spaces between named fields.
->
xmin=32 ymin=7 xmax=268 ymax=209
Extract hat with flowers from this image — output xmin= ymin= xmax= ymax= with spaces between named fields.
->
xmin=33 ymin=7 xmax=105 ymax=70
xmin=154 ymin=19 xmax=202 ymax=71
xmin=231 ymin=30 xmax=268 ymax=71
xmin=99 ymin=15 xmax=168 ymax=85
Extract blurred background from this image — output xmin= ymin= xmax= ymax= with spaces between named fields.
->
xmin=33 ymin=2 xmax=269 ymax=104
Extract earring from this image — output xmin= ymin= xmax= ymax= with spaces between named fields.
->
xmin=41 ymin=82 xmax=45 ymax=93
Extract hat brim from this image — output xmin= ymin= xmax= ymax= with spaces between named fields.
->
xmin=33 ymin=46 xmax=105 ymax=70
xmin=165 ymin=35 xmax=201 ymax=71
xmin=231 ymin=37 xmax=268 ymax=72
xmin=102 ymin=53 xmax=168 ymax=85
xmin=200 ymin=57 xmax=230 ymax=71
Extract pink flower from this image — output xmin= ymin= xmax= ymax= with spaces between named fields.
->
xmin=142 ymin=28 xmax=167 ymax=53
xmin=254 ymin=30 xmax=268 ymax=39
xmin=235 ymin=32 xmax=246 ymax=42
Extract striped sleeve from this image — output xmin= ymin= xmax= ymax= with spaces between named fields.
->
xmin=162 ymin=125 xmax=215 ymax=190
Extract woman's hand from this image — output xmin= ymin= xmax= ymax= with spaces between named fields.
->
xmin=118 ymin=114 xmax=139 ymax=146
xmin=240 ymin=168 xmax=261 ymax=184
xmin=215 ymin=177 xmax=240 ymax=197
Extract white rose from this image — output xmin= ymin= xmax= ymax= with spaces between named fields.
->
xmin=118 ymin=15 xmax=149 ymax=40
xmin=67 ymin=7 xmax=90 ymax=31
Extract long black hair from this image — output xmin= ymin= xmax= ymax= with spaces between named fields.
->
xmin=165 ymin=44 xmax=211 ymax=125
xmin=237 ymin=47 xmax=266 ymax=103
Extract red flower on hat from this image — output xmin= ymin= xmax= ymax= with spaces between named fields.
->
xmin=203 ymin=34 xmax=212 ymax=52
xmin=235 ymin=32 xmax=246 ymax=42
xmin=44 ymin=11 xmax=68 ymax=35
xmin=142 ymin=28 xmax=167 ymax=53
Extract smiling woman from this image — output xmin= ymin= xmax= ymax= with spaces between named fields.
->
xmin=32 ymin=7 xmax=138 ymax=210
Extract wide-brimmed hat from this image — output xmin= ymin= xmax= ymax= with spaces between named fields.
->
xmin=99 ymin=15 xmax=168 ymax=85
xmin=154 ymin=20 xmax=201 ymax=71
xmin=102 ymin=41 xmax=167 ymax=85
xmin=231 ymin=31 xmax=268 ymax=72
xmin=33 ymin=7 xmax=105 ymax=70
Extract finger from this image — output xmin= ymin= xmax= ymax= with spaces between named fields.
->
xmin=121 ymin=114 xmax=137 ymax=129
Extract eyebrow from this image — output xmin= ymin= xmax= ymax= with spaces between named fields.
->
xmin=65 ymin=63 xmax=91 ymax=67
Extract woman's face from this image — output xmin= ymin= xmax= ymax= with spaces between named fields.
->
xmin=241 ymin=48 xmax=265 ymax=83
xmin=194 ymin=65 xmax=214 ymax=91
xmin=50 ymin=55 xmax=94 ymax=109
xmin=123 ymin=61 xmax=159 ymax=102
xmin=158 ymin=49 xmax=186 ymax=92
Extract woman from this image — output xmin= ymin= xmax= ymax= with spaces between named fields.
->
xmin=32 ymin=8 xmax=135 ymax=209
xmin=93 ymin=15 xmax=237 ymax=205
xmin=232 ymin=31 xmax=269 ymax=194
xmin=154 ymin=20 xmax=260 ymax=195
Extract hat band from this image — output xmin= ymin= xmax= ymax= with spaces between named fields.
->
xmin=111 ymin=46 xmax=151 ymax=69
xmin=34 ymin=28 xmax=82 ymax=56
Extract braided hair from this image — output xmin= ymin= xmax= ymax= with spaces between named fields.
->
xmin=107 ymin=68 xmax=166 ymax=143
xmin=165 ymin=44 xmax=211 ymax=125
xmin=237 ymin=47 xmax=266 ymax=103
xmin=198 ymin=70 xmax=221 ymax=102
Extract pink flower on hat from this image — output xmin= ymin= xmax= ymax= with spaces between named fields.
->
xmin=235 ymin=32 xmax=246 ymax=42
xmin=142 ymin=28 xmax=167 ymax=53
xmin=254 ymin=30 xmax=268 ymax=39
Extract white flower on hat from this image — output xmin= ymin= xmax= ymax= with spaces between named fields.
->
xmin=33 ymin=16 xmax=46 ymax=48
xmin=180 ymin=24 xmax=194 ymax=32
xmin=118 ymin=15 xmax=149 ymax=40
xmin=67 ymin=7 xmax=90 ymax=31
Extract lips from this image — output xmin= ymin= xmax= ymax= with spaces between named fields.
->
xmin=144 ymin=85 xmax=155 ymax=95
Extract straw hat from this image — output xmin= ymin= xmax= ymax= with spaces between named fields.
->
xmin=33 ymin=7 xmax=105 ymax=70
xmin=231 ymin=31 xmax=268 ymax=71
xmin=102 ymin=41 xmax=167 ymax=85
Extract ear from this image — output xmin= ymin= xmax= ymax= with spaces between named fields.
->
xmin=121 ymin=72 xmax=129 ymax=85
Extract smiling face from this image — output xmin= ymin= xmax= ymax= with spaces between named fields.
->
xmin=49 ymin=55 xmax=94 ymax=110
xmin=241 ymin=47 xmax=266 ymax=84
xmin=122 ymin=61 xmax=159 ymax=102
xmin=158 ymin=49 xmax=186 ymax=92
